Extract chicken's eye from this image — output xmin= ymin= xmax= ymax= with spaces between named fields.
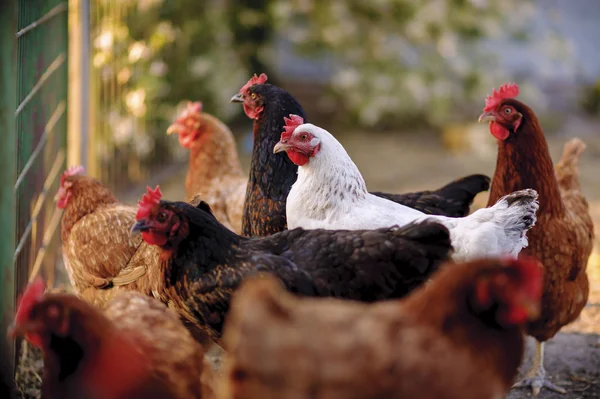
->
xmin=156 ymin=211 xmax=168 ymax=223
xmin=250 ymin=93 xmax=257 ymax=100
xmin=300 ymin=134 xmax=308 ymax=141
xmin=504 ymin=108 xmax=512 ymax=114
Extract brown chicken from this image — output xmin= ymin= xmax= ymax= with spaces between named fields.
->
xmin=8 ymin=278 xmax=214 ymax=399
xmin=167 ymin=102 xmax=247 ymax=233
xmin=56 ymin=166 xmax=160 ymax=308
xmin=479 ymin=83 xmax=595 ymax=396
xmin=219 ymin=257 xmax=543 ymax=399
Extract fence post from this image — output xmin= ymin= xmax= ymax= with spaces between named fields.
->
xmin=0 ymin=0 xmax=18 ymax=395
xmin=68 ymin=0 xmax=91 ymax=169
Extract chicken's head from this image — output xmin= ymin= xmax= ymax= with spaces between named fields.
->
xmin=55 ymin=165 xmax=85 ymax=208
xmin=470 ymin=256 xmax=542 ymax=328
xmin=8 ymin=277 xmax=47 ymax=347
xmin=166 ymin=101 xmax=204 ymax=148
xmin=273 ymin=114 xmax=321 ymax=166
xmin=8 ymin=278 xmax=82 ymax=349
xmin=230 ymin=73 xmax=268 ymax=120
xmin=131 ymin=186 xmax=183 ymax=247
xmin=478 ymin=83 xmax=524 ymax=140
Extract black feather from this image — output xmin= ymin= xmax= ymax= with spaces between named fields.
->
xmin=242 ymin=83 xmax=490 ymax=239
xmin=153 ymin=200 xmax=452 ymax=342
xmin=242 ymin=84 xmax=307 ymax=237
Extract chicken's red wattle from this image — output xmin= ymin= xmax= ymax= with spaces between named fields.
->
xmin=490 ymin=122 xmax=510 ymax=140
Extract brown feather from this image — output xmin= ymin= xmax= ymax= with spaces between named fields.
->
xmin=184 ymin=113 xmax=247 ymax=234
xmin=487 ymin=99 xmax=594 ymax=342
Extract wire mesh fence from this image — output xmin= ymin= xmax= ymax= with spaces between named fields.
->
xmin=15 ymin=0 xmax=68 ymax=301
xmin=0 ymin=0 xmax=69 ymax=389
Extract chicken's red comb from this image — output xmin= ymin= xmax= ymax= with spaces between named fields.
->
xmin=15 ymin=277 xmax=46 ymax=326
xmin=187 ymin=101 xmax=202 ymax=114
xmin=136 ymin=186 xmax=162 ymax=220
xmin=60 ymin=165 xmax=85 ymax=186
xmin=483 ymin=83 xmax=520 ymax=112
xmin=167 ymin=101 xmax=203 ymax=136
xmin=509 ymin=256 xmax=543 ymax=300
xmin=239 ymin=73 xmax=268 ymax=94
xmin=281 ymin=114 xmax=305 ymax=139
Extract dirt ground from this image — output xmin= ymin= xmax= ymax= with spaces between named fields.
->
xmin=16 ymin=125 xmax=600 ymax=398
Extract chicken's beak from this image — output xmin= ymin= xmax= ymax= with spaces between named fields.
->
xmin=130 ymin=220 xmax=150 ymax=236
xmin=230 ymin=93 xmax=244 ymax=103
xmin=478 ymin=112 xmax=496 ymax=124
xmin=273 ymin=141 xmax=290 ymax=154
xmin=166 ymin=124 xmax=179 ymax=135
xmin=7 ymin=321 xmax=42 ymax=339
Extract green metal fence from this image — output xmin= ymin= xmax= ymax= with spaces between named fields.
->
xmin=1 ymin=0 xmax=68 ymax=388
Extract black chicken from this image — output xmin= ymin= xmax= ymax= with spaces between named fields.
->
xmin=131 ymin=186 xmax=452 ymax=343
xmin=231 ymin=73 xmax=491 ymax=237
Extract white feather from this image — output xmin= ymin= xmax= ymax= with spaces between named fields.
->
xmin=286 ymin=124 xmax=539 ymax=261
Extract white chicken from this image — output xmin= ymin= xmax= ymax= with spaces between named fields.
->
xmin=273 ymin=115 xmax=539 ymax=261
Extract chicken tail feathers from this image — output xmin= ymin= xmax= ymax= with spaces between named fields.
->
xmin=486 ymin=189 xmax=539 ymax=256
xmin=555 ymin=137 xmax=587 ymax=192
xmin=437 ymin=173 xmax=491 ymax=202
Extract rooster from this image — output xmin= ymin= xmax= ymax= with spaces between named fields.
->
xmin=131 ymin=186 xmax=453 ymax=342
xmin=220 ymin=257 xmax=543 ymax=399
xmin=8 ymin=279 xmax=214 ymax=399
xmin=230 ymin=73 xmax=491 ymax=236
xmin=275 ymin=115 xmax=539 ymax=261
xmin=478 ymin=83 xmax=594 ymax=396
xmin=167 ymin=101 xmax=246 ymax=234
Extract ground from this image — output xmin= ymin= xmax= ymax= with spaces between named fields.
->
xmin=15 ymin=125 xmax=600 ymax=398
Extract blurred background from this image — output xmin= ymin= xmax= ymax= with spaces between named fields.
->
xmin=1 ymin=0 xmax=599 ymax=394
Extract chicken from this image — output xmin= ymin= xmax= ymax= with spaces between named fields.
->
xmin=56 ymin=166 xmax=159 ymax=308
xmin=130 ymin=185 xmax=453 ymax=342
xmin=8 ymin=278 xmax=214 ymax=399
xmin=478 ymin=83 xmax=594 ymax=396
xmin=167 ymin=101 xmax=247 ymax=234
xmin=219 ymin=257 xmax=543 ymax=399
xmin=230 ymin=73 xmax=491 ymax=236
xmin=275 ymin=115 xmax=539 ymax=261
xmin=230 ymin=73 xmax=303 ymax=237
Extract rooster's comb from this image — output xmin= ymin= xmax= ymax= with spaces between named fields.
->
xmin=483 ymin=83 xmax=520 ymax=112
xmin=281 ymin=114 xmax=305 ymax=139
xmin=60 ymin=165 xmax=85 ymax=186
xmin=136 ymin=186 xmax=162 ymax=220
xmin=240 ymin=73 xmax=268 ymax=94
xmin=15 ymin=277 xmax=45 ymax=326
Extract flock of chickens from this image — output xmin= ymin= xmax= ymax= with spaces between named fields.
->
xmin=8 ymin=76 xmax=595 ymax=399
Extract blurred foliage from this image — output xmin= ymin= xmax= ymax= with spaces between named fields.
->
xmin=580 ymin=80 xmax=600 ymax=116
xmin=92 ymin=0 xmax=551 ymax=166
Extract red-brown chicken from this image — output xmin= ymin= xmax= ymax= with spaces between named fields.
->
xmin=167 ymin=101 xmax=247 ymax=234
xmin=479 ymin=83 xmax=595 ymax=396
xmin=8 ymin=278 xmax=214 ymax=399
xmin=219 ymin=257 xmax=543 ymax=399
